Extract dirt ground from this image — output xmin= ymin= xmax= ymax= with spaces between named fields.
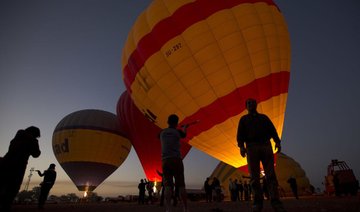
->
xmin=11 ymin=195 xmax=360 ymax=212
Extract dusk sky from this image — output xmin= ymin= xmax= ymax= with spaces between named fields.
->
xmin=1 ymin=0 xmax=359 ymax=197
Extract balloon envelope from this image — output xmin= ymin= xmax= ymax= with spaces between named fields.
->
xmin=117 ymin=91 xmax=191 ymax=181
xmin=52 ymin=109 xmax=131 ymax=191
xmin=122 ymin=0 xmax=290 ymax=168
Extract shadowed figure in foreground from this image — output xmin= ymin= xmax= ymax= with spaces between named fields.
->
xmin=159 ymin=114 xmax=189 ymax=212
xmin=0 ymin=126 xmax=41 ymax=211
xmin=237 ymin=98 xmax=286 ymax=212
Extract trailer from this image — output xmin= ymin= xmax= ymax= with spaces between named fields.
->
xmin=325 ymin=159 xmax=359 ymax=196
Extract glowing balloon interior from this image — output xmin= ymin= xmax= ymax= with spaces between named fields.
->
xmin=52 ymin=109 xmax=131 ymax=191
xmin=121 ymin=0 xmax=290 ymax=168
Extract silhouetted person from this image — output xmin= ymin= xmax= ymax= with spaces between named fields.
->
xmin=238 ymin=181 xmax=244 ymax=201
xmin=36 ymin=163 xmax=57 ymax=209
xmin=159 ymin=114 xmax=189 ymax=212
xmin=333 ymin=173 xmax=340 ymax=197
xmin=157 ymin=170 xmax=165 ymax=206
xmin=172 ymin=184 xmax=180 ymax=206
xmin=211 ymin=177 xmax=222 ymax=212
xmin=146 ymin=181 xmax=154 ymax=204
xmin=287 ymin=176 xmax=298 ymax=199
xmin=263 ymin=177 xmax=269 ymax=200
xmin=237 ymin=98 xmax=286 ymax=212
xmin=204 ymin=177 xmax=212 ymax=202
xmin=138 ymin=179 xmax=147 ymax=204
xmin=0 ymin=126 xmax=41 ymax=211
xmin=244 ymin=181 xmax=250 ymax=201
xmin=211 ymin=177 xmax=221 ymax=202
xmin=157 ymin=170 xmax=180 ymax=207
xmin=229 ymin=178 xmax=236 ymax=201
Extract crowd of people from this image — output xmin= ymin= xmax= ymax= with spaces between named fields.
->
xmin=227 ymin=178 xmax=253 ymax=202
xmin=1 ymin=98 xmax=289 ymax=212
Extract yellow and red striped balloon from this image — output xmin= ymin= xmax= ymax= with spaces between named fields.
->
xmin=52 ymin=109 xmax=131 ymax=191
xmin=122 ymin=0 xmax=290 ymax=168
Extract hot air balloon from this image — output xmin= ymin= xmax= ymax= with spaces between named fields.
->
xmin=210 ymin=153 xmax=311 ymax=199
xmin=52 ymin=109 xmax=131 ymax=192
xmin=117 ymin=91 xmax=191 ymax=181
xmin=121 ymin=0 xmax=290 ymax=168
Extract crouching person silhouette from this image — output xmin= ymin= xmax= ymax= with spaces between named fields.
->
xmin=0 ymin=126 xmax=41 ymax=211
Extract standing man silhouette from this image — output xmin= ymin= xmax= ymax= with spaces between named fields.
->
xmin=138 ymin=179 xmax=147 ymax=205
xmin=36 ymin=163 xmax=57 ymax=209
xmin=287 ymin=176 xmax=299 ymax=199
xmin=159 ymin=114 xmax=189 ymax=212
xmin=237 ymin=98 xmax=286 ymax=212
xmin=0 ymin=126 xmax=41 ymax=211
xmin=204 ymin=177 xmax=213 ymax=203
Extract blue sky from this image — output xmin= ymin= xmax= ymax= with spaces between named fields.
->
xmin=1 ymin=0 xmax=359 ymax=197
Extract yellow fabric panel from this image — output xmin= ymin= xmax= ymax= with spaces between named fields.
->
xmin=172 ymin=57 xmax=198 ymax=78
xmin=188 ymin=77 xmax=212 ymax=99
xmin=182 ymin=21 xmax=214 ymax=55
xmin=53 ymin=129 xmax=131 ymax=166
xmin=193 ymin=42 xmax=221 ymax=66
xmin=264 ymin=29 xmax=282 ymax=56
xmin=193 ymin=89 xmax=217 ymax=109
xmin=206 ymin=65 xmax=232 ymax=86
xmin=201 ymin=53 xmax=227 ymax=75
xmin=145 ymin=52 xmax=172 ymax=81
xmin=161 ymin=74 xmax=183 ymax=98
xmin=147 ymin=85 xmax=163 ymax=105
xmin=229 ymin=58 xmax=254 ymax=86
xmin=180 ymin=68 xmax=204 ymax=90
xmin=208 ymin=11 xmax=238 ymax=41
xmin=243 ymin=26 xmax=266 ymax=45
xmin=256 ymin=3 xmax=274 ymax=24
xmin=234 ymin=9 xmax=260 ymax=30
xmin=145 ymin=0 xmax=172 ymax=28
xmin=222 ymin=40 xmax=249 ymax=64
xmin=213 ymin=78 xmax=237 ymax=97
xmin=171 ymin=89 xmax=194 ymax=109
xmin=222 ymin=41 xmax=248 ymax=64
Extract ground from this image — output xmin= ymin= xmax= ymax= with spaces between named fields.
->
xmin=11 ymin=195 xmax=360 ymax=212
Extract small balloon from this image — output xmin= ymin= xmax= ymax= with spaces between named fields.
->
xmin=52 ymin=109 xmax=131 ymax=191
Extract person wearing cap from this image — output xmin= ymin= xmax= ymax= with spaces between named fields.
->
xmin=237 ymin=98 xmax=286 ymax=212
xmin=0 ymin=126 xmax=41 ymax=211
xmin=159 ymin=114 xmax=189 ymax=212
xmin=36 ymin=163 xmax=57 ymax=209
